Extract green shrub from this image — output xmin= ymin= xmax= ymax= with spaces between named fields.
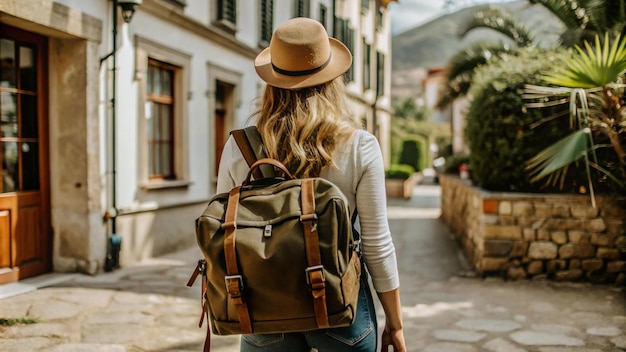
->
xmin=385 ymin=164 xmax=415 ymax=179
xmin=443 ymin=153 xmax=470 ymax=174
xmin=399 ymin=140 xmax=420 ymax=172
xmin=465 ymin=47 xmax=587 ymax=192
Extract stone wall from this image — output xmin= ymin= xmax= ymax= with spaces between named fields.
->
xmin=439 ymin=174 xmax=626 ymax=285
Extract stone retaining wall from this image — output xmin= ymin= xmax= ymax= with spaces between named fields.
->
xmin=439 ymin=174 xmax=626 ymax=285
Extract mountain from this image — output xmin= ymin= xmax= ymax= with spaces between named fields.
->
xmin=391 ymin=0 xmax=563 ymax=99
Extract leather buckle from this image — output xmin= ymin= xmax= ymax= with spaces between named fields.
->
xmin=305 ymin=265 xmax=325 ymax=288
xmin=225 ymin=274 xmax=244 ymax=298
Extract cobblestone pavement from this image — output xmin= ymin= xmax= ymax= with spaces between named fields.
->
xmin=1 ymin=181 xmax=625 ymax=352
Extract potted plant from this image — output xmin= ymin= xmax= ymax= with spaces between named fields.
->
xmin=385 ymin=164 xmax=416 ymax=199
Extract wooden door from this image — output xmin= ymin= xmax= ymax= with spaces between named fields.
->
xmin=0 ymin=25 xmax=50 ymax=284
xmin=214 ymin=81 xmax=227 ymax=175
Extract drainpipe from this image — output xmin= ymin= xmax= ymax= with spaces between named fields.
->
xmin=100 ymin=0 xmax=122 ymax=272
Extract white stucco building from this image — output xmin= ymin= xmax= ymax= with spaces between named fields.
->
xmin=0 ymin=0 xmax=395 ymax=284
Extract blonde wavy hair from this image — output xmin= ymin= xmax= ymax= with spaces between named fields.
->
xmin=254 ymin=77 xmax=358 ymax=178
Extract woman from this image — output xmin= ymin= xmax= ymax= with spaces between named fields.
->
xmin=216 ymin=17 xmax=406 ymax=352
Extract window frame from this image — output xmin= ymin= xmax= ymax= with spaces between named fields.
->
xmin=214 ymin=0 xmax=237 ymax=33
xmin=361 ymin=0 xmax=370 ymax=13
xmin=333 ymin=17 xmax=354 ymax=82
xmin=135 ymin=36 xmax=191 ymax=190
xmin=376 ymin=51 xmax=385 ymax=97
xmin=0 ymin=29 xmax=45 ymax=194
xmin=146 ymin=59 xmax=176 ymax=181
xmin=362 ymin=39 xmax=371 ymax=91
xmin=260 ymin=0 xmax=274 ymax=47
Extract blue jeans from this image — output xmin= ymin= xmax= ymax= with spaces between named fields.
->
xmin=240 ymin=274 xmax=377 ymax=352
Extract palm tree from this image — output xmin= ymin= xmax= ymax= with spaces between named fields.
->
xmin=523 ymin=33 xmax=626 ymax=205
xmin=437 ymin=0 xmax=626 ymax=109
xmin=436 ymin=5 xmax=533 ymax=108
xmin=528 ymin=0 xmax=626 ymax=46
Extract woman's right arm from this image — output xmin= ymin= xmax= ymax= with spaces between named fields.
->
xmin=354 ymin=132 xmax=406 ymax=351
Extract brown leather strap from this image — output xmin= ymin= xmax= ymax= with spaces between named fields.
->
xmin=243 ymin=158 xmax=295 ymax=185
xmin=186 ymin=260 xmax=211 ymax=352
xmin=232 ymin=129 xmax=264 ymax=180
xmin=222 ymin=187 xmax=253 ymax=334
xmin=301 ymin=179 xmax=329 ymax=328
xmin=202 ymin=273 xmax=210 ymax=352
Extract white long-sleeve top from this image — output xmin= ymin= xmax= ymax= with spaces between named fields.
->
xmin=216 ymin=129 xmax=400 ymax=293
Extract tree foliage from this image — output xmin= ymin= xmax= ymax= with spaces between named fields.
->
xmin=438 ymin=0 xmax=626 ymax=109
xmin=464 ymin=47 xmax=585 ymax=192
xmin=390 ymin=98 xmax=450 ymax=171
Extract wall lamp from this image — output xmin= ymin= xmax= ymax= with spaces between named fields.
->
xmin=118 ymin=0 xmax=142 ymax=23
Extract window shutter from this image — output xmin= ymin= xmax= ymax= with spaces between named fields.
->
xmin=319 ymin=4 xmax=327 ymax=28
xmin=218 ymin=0 xmax=237 ymax=24
xmin=296 ymin=0 xmax=305 ymax=17
xmin=347 ymin=24 xmax=354 ymax=81
xmin=376 ymin=51 xmax=385 ymax=97
xmin=261 ymin=0 xmax=274 ymax=44
xmin=332 ymin=17 xmax=354 ymax=82
xmin=363 ymin=40 xmax=371 ymax=90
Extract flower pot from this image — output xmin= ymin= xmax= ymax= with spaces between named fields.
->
xmin=385 ymin=175 xmax=415 ymax=199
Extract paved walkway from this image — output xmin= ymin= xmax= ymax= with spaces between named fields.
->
xmin=1 ymin=181 xmax=625 ymax=351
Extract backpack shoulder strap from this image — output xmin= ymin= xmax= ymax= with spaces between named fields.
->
xmin=231 ymin=126 xmax=275 ymax=179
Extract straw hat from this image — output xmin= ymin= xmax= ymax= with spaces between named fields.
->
xmin=254 ymin=17 xmax=352 ymax=90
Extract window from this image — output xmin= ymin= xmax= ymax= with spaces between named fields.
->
xmin=216 ymin=0 xmax=237 ymax=32
xmin=377 ymin=6 xmax=384 ymax=29
xmin=319 ymin=4 xmax=327 ymax=28
xmin=147 ymin=59 xmax=176 ymax=180
xmin=376 ymin=51 xmax=385 ymax=97
xmin=362 ymin=40 xmax=371 ymax=90
xmin=333 ymin=17 xmax=354 ymax=81
xmin=361 ymin=0 xmax=369 ymax=12
xmin=294 ymin=0 xmax=310 ymax=18
xmin=135 ymin=37 xmax=191 ymax=188
xmin=0 ymin=36 xmax=41 ymax=192
xmin=260 ymin=0 xmax=274 ymax=46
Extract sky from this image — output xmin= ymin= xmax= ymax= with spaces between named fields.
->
xmin=388 ymin=0 xmax=513 ymax=35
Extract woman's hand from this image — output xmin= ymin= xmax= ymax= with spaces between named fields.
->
xmin=377 ymin=288 xmax=406 ymax=351
xmin=381 ymin=326 xmax=406 ymax=352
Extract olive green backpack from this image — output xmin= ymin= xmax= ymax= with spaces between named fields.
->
xmin=187 ymin=127 xmax=361 ymax=351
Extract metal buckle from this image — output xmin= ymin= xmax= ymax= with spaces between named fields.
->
xmin=225 ymin=274 xmax=244 ymax=297
xmin=300 ymin=213 xmax=318 ymax=232
xmin=305 ymin=265 xmax=325 ymax=285
xmin=300 ymin=213 xmax=318 ymax=222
